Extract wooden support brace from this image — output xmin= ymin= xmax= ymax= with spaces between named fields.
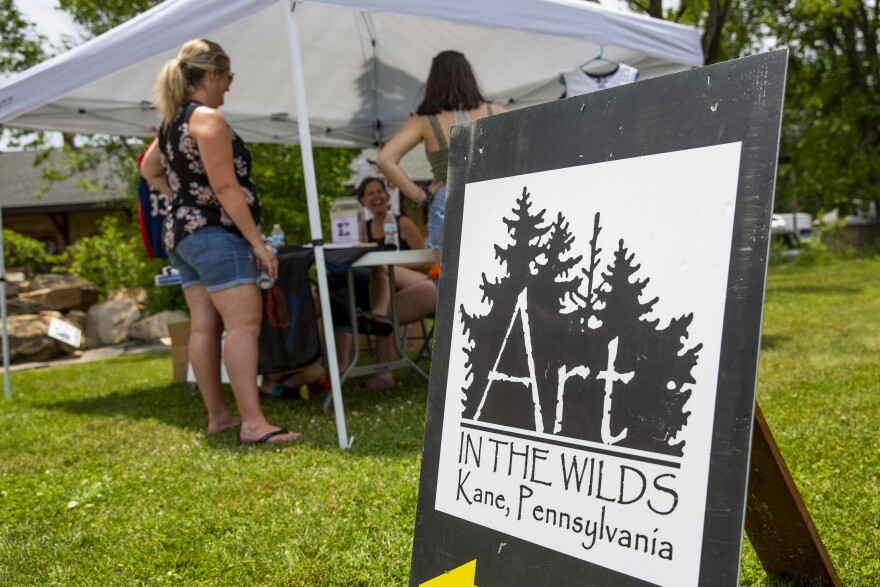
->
xmin=745 ymin=403 xmax=842 ymax=585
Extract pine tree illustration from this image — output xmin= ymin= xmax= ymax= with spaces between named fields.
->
xmin=585 ymin=239 xmax=699 ymax=456
xmin=529 ymin=211 xmax=584 ymax=433
xmin=459 ymin=187 xmax=550 ymax=427
xmin=555 ymin=212 xmax=609 ymax=440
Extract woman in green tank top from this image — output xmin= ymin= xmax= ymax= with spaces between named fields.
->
xmin=378 ymin=50 xmax=505 ymax=265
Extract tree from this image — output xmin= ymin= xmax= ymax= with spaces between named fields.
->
xmin=765 ymin=0 xmax=880 ymax=218
xmin=585 ymin=240 xmax=699 ymax=455
xmin=618 ymin=0 xmax=757 ymax=64
xmin=0 ymin=0 xmax=45 ymax=72
xmin=618 ymin=0 xmax=879 ymax=220
xmin=57 ymin=0 xmax=161 ymax=36
xmin=459 ymin=191 xmax=701 ymax=455
xmin=0 ymin=0 xmax=49 ymax=150
xmin=249 ymin=144 xmax=361 ymax=244
xmin=459 ymin=187 xmax=551 ymax=427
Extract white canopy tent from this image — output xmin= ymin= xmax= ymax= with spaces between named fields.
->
xmin=0 ymin=0 xmax=703 ymax=445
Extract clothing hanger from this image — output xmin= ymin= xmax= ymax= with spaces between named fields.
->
xmin=580 ymin=45 xmax=619 ymax=77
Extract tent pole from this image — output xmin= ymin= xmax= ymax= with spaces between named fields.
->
xmin=0 ymin=208 xmax=12 ymax=399
xmin=286 ymin=0 xmax=349 ymax=449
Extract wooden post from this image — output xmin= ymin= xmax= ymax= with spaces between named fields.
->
xmin=745 ymin=403 xmax=842 ymax=585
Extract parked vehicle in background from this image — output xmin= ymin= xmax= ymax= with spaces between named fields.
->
xmin=771 ymin=213 xmax=816 ymax=240
xmin=770 ymin=212 xmax=818 ymax=260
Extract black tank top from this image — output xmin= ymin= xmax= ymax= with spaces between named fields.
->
xmin=366 ymin=217 xmax=411 ymax=250
xmin=158 ymin=100 xmax=260 ymax=251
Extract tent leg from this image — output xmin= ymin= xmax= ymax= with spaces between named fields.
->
xmin=286 ymin=0 xmax=349 ymax=449
xmin=0 ymin=209 xmax=12 ymax=399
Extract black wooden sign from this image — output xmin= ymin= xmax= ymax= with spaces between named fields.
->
xmin=410 ymin=51 xmax=788 ymax=586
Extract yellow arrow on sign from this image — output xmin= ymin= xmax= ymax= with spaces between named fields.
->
xmin=419 ymin=559 xmax=478 ymax=587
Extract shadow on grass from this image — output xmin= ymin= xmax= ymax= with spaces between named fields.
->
xmin=766 ymin=284 xmax=862 ymax=296
xmin=40 ymin=364 xmax=430 ymax=457
xmin=761 ymin=334 xmax=792 ymax=350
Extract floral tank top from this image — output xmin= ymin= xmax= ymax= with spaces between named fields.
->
xmin=158 ymin=100 xmax=260 ymax=251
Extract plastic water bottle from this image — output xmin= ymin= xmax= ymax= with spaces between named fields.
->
xmin=270 ymin=223 xmax=286 ymax=248
xmin=383 ymin=216 xmax=399 ymax=250
xmin=256 ymin=236 xmax=276 ymax=290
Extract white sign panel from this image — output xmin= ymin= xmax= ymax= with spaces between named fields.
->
xmin=434 ymin=143 xmax=741 ymax=586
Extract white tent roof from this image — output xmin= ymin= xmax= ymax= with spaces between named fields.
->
xmin=0 ymin=0 xmax=704 ymax=444
xmin=0 ymin=0 xmax=703 ymax=147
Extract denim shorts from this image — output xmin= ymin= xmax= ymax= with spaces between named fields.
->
xmin=426 ymin=185 xmax=447 ymax=251
xmin=166 ymin=226 xmax=260 ymax=292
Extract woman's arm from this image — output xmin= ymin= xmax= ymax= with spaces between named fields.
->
xmin=140 ymin=138 xmax=171 ymax=196
xmin=189 ymin=106 xmax=277 ymax=278
xmin=377 ymin=115 xmax=430 ymax=206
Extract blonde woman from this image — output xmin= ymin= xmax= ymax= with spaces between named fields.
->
xmin=140 ymin=39 xmax=298 ymax=444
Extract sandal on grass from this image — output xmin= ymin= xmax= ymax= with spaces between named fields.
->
xmin=240 ymin=428 xmax=300 ymax=445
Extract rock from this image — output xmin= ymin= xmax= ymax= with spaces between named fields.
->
xmin=4 ymin=282 xmax=19 ymax=297
xmin=85 ymin=299 xmax=142 ymax=346
xmin=19 ymin=287 xmax=101 ymax=312
xmin=30 ymin=273 xmax=93 ymax=291
xmin=18 ymin=273 xmax=100 ymax=311
xmin=106 ymin=287 xmax=148 ymax=307
xmin=1 ymin=314 xmax=57 ymax=363
xmin=7 ymin=298 xmax=52 ymax=316
xmin=64 ymin=310 xmax=88 ymax=331
xmin=128 ymin=310 xmax=189 ymax=341
xmin=5 ymin=271 xmax=26 ymax=284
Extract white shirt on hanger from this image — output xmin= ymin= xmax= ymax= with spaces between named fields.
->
xmin=563 ymin=63 xmax=640 ymax=97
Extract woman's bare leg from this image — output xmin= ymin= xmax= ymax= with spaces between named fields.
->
xmin=184 ymin=285 xmax=240 ymax=433
xmin=335 ymin=331 xmax=353 ymax=373
xmin=369 ymin=266 xmax=391 ymax=317
xmin=209 ymin=284 xmax=299 ymax=443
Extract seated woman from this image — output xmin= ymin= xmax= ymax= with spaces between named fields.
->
xmin=357 ymin=177 xmax=437 ymax=390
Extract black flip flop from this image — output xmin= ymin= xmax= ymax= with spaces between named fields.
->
xmin=240 ymin=428 xmax=297 ymax=445
xmin=356 ymin=312 xmax=394 ymax=336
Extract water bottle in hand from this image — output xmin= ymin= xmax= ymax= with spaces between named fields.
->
xmin=383 ymin=216 xmax=399 ymax=250
xmin=256 ymin=236 xmax=276 ymax=290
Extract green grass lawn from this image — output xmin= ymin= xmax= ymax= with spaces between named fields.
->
xmin=1 ymin=258 xmax=878 ymax=586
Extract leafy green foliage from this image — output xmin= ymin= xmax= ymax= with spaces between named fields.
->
xmin=56 ymin=215 xmax=150 ymax=293
xmin=621 ymin=0 xmax=880 ymax=226
xmin=2 ymin=229 xmax=55 ymax=275
xmin=0 ymin=0 xmax=50 ymax=149
xmin=54 ymin=215 xmax=186 ymax=313
xmin=765 ymin=0 xmax=880 ymax=216
xmin=251 ymin=144 xmax=359 ymax=244
xmin=56 ymin=0 xmax=161 ymax=36
xmin=55 ymin=216 xmax=147 ymax=292
xmin=0 ymin=0 xmax=45 ymax=72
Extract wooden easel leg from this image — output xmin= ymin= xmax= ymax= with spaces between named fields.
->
xmin=745 ymin=402 xmax=842 ymax=585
